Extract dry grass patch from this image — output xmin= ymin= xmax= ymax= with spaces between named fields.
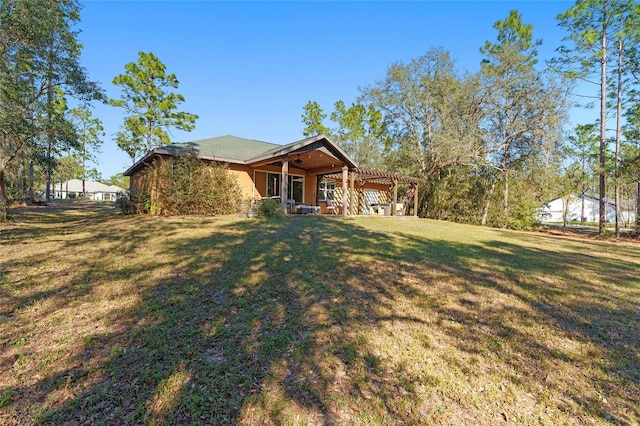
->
xmin=1 ymin=201 xmax=638 ymax=425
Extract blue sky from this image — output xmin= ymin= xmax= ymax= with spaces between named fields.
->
xmin=77 ymin=0 xmax=577 ymax=179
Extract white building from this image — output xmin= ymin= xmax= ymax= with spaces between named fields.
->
xmin=53 ymin=179 xmax=125 ymax=202
xmin=539 ymin=193 xmax=636 ymax=226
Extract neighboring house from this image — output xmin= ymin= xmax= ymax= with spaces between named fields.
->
xmin=54 ymin=179 xmax=126 ymax=202
xmin=619 ymin=200 xmax=636 ymax=228
xmin=539 ymin=193 xmax=636 ymax=226
xmin=123 ymin=134 xmax=420 ymax=216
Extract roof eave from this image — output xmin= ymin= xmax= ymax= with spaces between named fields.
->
xmin=123 ymin=148 xmax=248 ymax=176
xmin=246 ymin=134 xmax=358 ymax=169
xmin=195 ymin=154 xmax=246 ymax=165
xmin=123 ymin=150 xmax=161 ymax=176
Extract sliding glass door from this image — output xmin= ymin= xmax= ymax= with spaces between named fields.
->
xmin=266 ymin=173 xmax=304 ymax=203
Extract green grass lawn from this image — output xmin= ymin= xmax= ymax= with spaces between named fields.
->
xmin=1 ymin=201 xmax=639 ymax=425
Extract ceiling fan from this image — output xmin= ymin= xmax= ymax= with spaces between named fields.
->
xmin=294 ymin=154 xmax=303 ymax=165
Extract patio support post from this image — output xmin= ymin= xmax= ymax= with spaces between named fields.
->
xmin=342 ymin=166 xmax=348 ymax=216
xmin=392 ymin=178 xmax=398 ymax=216
xmin=349 ymin=172 xmax=356 ymax=215
xmin=413 ymin=183 xmax=418 ymax=217
xmin=316 ymin=175 xmax=322 ymax=206
xmin=281 ymin=155 xmax=289 ymax=213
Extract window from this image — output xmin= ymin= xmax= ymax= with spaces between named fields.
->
xmin=267 ymin=173 xmax=279 ymax=198
xmin=319 ymin=179 xmax=335 ymax=201
xmin=266 ymin=173 xmax=304 ymax=203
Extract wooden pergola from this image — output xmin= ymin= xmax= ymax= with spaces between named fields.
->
xmin=323 ymin=167 xmax=420 ymax=217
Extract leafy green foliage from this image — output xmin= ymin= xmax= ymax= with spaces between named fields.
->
xmin=114 ymin=117 xmax=147 ymax=165
xmin=301 ymin=99 xmax=388 ymax=168
xmin=562 ymin=123 xmax=599 ymax=205
xmin=146 ymin=153 xmax=242 ymax=216
xmin=422 ymin=165 xmax=486 ymax=223
xmin=0 ymin=0 xmax=101 ymax=219
xmin=43 ymin=91 xmax=81 ymax=200
xmin=360 ymin=47 xmax=489 ymax=223
xmin=110 ymin=51 xmax=199 ymax=158
xmin=480 ymin=9 xmax=540 ymax=74
xmin=301 ymin=100 xmax=331 ymax=137
xmin=622 ymin=104 xmax=640 ymax=231
xmin=68 ymin=106 xmax=104 ymax=183
xmin=480 ymin=9 xmax=566 ymax=227
xmin=363 ymin=48 xmax=485 ymax=180
xmin=257 ymin=198 xmax=285 ymax=218
xmin=54 ymin=155 xmax=81 ymax=188
xmin=555 ymin=0 xmax=640 ymax=235
xmin=103 ymin=173 xmax=129 ymax=189
xmin=116 ymin=192 xmax=150 ymax=215
xmin=330 ymin=101 xmax=387 ymax=168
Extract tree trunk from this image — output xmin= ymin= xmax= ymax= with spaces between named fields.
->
xmin=22 ymin=156 xmax=28 ymax=203
xmin=46 ymin=137 xmax=52 ymax=202
xmin=614 ymin=39 xmax=622 ymax=238
xmin=481 ymin=175 xmax=498 ymax=226
xmin=503 ymin=168 xmax=509 ymax=228
xmin=581 ymin=187 xmax=586 ymax=224
xmin=0 ymin=168 xmax=7 ymax=222
xmin=45 ymin=66 xmax=53 ymax=203
xmin=598 ymin=9 xmax=608 ymax=236
xmin=636 ymin=180 xmax=640 ymax=234
xmin=147 ymin=116 xmax=153 ymax=152
xmin=82 ymin=142 xmax=86 ymax=197
xmin=28 ymin=159 xmax=34 ymax=199
xmin=503 ymin=145 xmax=510 ymax=228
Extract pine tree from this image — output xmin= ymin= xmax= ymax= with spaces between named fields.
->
xmin=110 ymin=51 xmax=198 ymax=158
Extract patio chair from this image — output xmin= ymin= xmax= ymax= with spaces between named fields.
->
xmin=326 ymin=198 xmax=337 ymax=215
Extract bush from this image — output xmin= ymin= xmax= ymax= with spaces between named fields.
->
xmin=135 ymin=153 xmax=243 ymax=216
xmin=257 ymin=198 xmax=284 ymax=218
xmin=116 ymin=192 xmax=151 ymax=215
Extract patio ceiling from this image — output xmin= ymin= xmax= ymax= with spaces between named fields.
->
xmin=245 ymin=134 xmax=357 ymax=174
xmin=249 ymin=147 xmax=346 ymax=174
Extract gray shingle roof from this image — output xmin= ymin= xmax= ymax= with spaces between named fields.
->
xmin=251 ymin=136 xmax=313 ymax=158
xmin=123 ymin=134 xmax=358 ymax=176
xmin=166 ymin=135 xmax=280 ymax=162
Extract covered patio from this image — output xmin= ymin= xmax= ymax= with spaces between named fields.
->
xmin=247 ymin=136 xmax=419 ymax=216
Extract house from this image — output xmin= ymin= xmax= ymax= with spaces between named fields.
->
xmin=123 ymin=134 xmax=420 ymax=216
xmin=539 ymin=193 xmax=636 ymax=226
xmin=615 ymin=198 xmax=638 ymax=228
xmin=53 ymin=179 xmax=126 ymax=202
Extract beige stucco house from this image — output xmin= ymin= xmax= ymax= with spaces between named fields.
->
xmin=123 ymin=134 xmax=419 ymax=216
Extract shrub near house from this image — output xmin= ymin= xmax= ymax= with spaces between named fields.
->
xmin=129 ymin=153 xmax=242 ymax=216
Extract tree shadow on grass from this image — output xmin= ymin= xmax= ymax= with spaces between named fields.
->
xmin=416 ymin=232 xmax=639 ymax=424
xmin=1 ymin=207 xmax=638 ymax=424
xmin=4 ymin=216 xmax=437 ymax=424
